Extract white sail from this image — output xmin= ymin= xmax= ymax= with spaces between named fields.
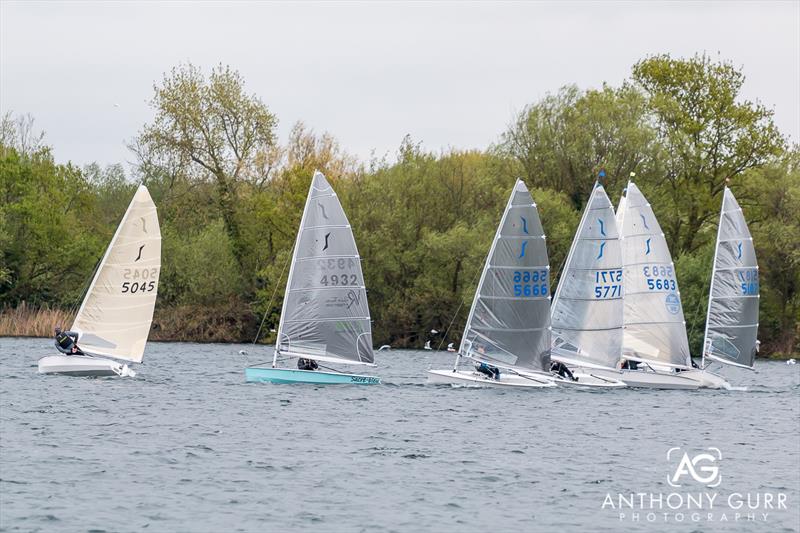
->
xmin=551 ymin=183 xmax=623 ymax=370
xmin=276 ymin=171 xmax=374 ymax=366
xmin=703 ymin=187 xmax=759 ymax=368
xmin=460 ymin=179 xmax=550 ymax=372
xmin=72 ymin=185 xmax=161 ymax=363
xmin=618 ymin=182 xmax=691 ymax=368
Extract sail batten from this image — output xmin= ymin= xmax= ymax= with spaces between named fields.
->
xmin=618 ymin=182 xmax=691 ymax=368
xmin=550 ymin=182 xmax=623 ymax=370
xmin=71 ymin=185 xmax=161 ymax=363
xmin=459 ymin=179 xmax=551 ymax=372
xmin=275 ymin=171 xmax=374 ymax=366
xmin=702 ymin=187 xmax=759 ymax=368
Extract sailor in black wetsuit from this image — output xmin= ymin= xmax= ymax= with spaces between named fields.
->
xmin=550 ymin=360 xmax=576 ymax=381
xmin=475 ymin=362 xmax=500 ymax=380
xmin=54 ymin=327 xmax=84 ymax=355
xmin=297 ymin=358 xmax=319 ymax=371
xmin=620 ymin=359 xmax=641 ymax=370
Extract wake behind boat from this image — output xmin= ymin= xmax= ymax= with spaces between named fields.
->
xmin=245 ymin=171 xmax=380 ymax=385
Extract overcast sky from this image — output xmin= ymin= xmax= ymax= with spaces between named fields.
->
xmin=1 ymin=1 xmax=798 ymax=169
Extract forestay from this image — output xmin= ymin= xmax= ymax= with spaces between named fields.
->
xmin=618 ymin=182 xmax=691 ymax=368
xmin=72 ymin=185 xmax=161 ymax=363
xmin=551 ymin=183 xmax=623 ymax=370
xmin=460 ymin=179 xmax=550 ymax=372
xmin=703 ymin=187 xmax=759 ymax=368
xmin=276 ymin=171 xmax=374 ymax=366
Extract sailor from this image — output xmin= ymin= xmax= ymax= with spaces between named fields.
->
xmin=475 ymin=362 xmax=500 ymax=380
xmin=54 ymin=327 xmax=83 ymax=355
xmin=297 ymin=358 xmax=319 ymax=371
xmin=620 ymin=359 xmax=640 ymax=370
xmin=550 ymin=360 xmax=576 ymax=381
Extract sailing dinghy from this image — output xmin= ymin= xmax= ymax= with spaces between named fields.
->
xmin=37 ymin=185 xmax=161 ymax=377
xmin=685 ymin=186 xmax=759 ymax=386
xmin=547 ymin=182 xmax=634 ymax=389
xmin=581 ymin=181 xmax=705 ymax=389
xmin=427 ymin=180 xmax=557 ymax=388
xmin=245 ymin=171 xmax=380 ymax=385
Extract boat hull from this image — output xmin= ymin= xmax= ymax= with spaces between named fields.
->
xmin=244 ymin=367 xmax=380 ymax=385
xmin=676 ymin=369 xmax=731 ymax=389
xmin=587 ymin=368 xmax=700 ymax=390
xmin=549 ymin=370 xmax=627 ymax=388
xmin=427 ymin=369 xmax=556 ymax=388
xmin=37 ymin=355 xmax=134 ymax=377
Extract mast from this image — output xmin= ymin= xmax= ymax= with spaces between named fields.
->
xmin=701 ymin=188 xmax=726 ymax=370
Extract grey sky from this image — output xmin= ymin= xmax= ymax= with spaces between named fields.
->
xmin=2 ymin=1 xmax=798 ymax=169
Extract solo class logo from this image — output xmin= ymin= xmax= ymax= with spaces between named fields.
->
xmin=667 ymin=447 xmax=722 ymax=488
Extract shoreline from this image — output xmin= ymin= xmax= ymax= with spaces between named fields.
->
xmin=2 ymin=335 xmax=796 ymax=359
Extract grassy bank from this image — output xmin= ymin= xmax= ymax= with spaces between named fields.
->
xmin=0 ymin=302 xmax=264 ymax=344
xmin=2 ymin=303 xmax=797 ymax=359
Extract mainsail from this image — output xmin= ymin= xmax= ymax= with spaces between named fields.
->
xmin=276 ymin=171 xmax=374 ymax=366
xmin=460 ymin=179 xmax=550 ymax=372
xmin=618 ymin=182 xmax=691 ymax=368
xmin=702 ymin=187 xmax=759 ymax=368
xmin=550 ymin=183 xmax=623 ymax=370
xmin=72 ymin=185 xmax=161 ymax=363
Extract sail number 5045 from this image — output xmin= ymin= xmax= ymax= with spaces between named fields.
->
xmin=121 ymin=268 xmax=158 ymax=294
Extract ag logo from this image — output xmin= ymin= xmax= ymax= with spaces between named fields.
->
xmin=667 ymin=447 xmax=722 ymax=488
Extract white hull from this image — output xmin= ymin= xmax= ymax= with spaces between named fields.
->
xmin=676 ymin=369 xmax=731 ymax=389
xmin=38 ymin=355 xmax=135 ymax=377
xmin=548 ymin=370 xmax=627 ymax=388
xmin=427 ymin=369 xmax=556 ymax=388
xmin=587 ymin=368 xmax=700 ymax=390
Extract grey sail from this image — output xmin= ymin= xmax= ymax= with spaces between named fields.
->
xmin=703 ymin=187 xmax=759 ymax=368
xmin=275 ymin=171 xmax=374 ymax=366
xmin=551 ymin=183 xmax=623 ymax=370
xmin=618 ymin=182 xmax=691 ymax=368
xmin=460 ymin=179 xmax=551 ymax=372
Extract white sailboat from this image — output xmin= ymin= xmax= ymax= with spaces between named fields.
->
xmin=427 ymin=180 xmax=557 ymax=388
xmin=37 ymin=185 xmax=161 ymax=377
xmin=690 ymin=186 xmax=760 ymax=384
xmin=245 ymin=171 xmax=380 ymax=385
xmin=549 ymin=182 xmax=633 ymax=388
xmin=587 ymin=181 xmax=706 ymax=389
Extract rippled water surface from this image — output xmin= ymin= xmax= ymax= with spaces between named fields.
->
xmin=1 ymin=338 xmax=799 ymax=532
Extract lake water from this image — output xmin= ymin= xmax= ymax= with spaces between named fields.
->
xmin=1 ymin=337 xmax=798 ymax=532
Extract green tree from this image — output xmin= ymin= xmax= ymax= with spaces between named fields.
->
xmin=632 ymin=53 xmax=785 ymax=253
xmin=132 ymin=63 xmax=278 ymax=271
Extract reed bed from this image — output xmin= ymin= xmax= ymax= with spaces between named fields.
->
xmin=0 ymin=302 xmax=76 ymax=338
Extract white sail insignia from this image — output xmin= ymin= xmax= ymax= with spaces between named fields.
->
xmin=72 ymin=185 xmax=161 ymax=363
xmin=460 ymin=179 xmax=551 ymax=372
xmin=703 ymin=187 xmax=759 ymax=368
xmin=275 ymin=171 xmax=374 ymax=366
xmin=618 ymin=182 xmax=691 ymax=368
xmin=550 ymin=183 xmax=623 ymax=370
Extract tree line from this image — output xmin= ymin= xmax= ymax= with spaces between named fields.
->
xmin=1 ymin=54 xmax=798 ymax=356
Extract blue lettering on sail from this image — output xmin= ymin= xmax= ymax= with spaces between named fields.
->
xmin=521 ymin=216 xmax=529 ymax=234
xmin=519 ymin=241 xmax=527 ymax=258
xmin=598 ymin=219 xmax=606 ymax=236
xmin=737 ymin=242 xmax=743 ymax=260
xmin=645 ymin=238 xmax=651 ymax=255
xmin=597 ymin=241 xmax=606 ymax=260
xmin=640 ymin=213 xmax=649 ymax=230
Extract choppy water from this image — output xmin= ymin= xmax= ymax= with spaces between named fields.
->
xmin=1 ymin=338 xmax=798 ymax=532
